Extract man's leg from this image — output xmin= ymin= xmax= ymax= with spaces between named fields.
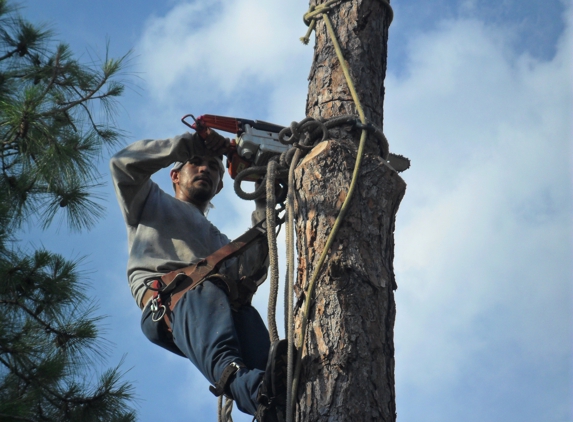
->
xmin=170 ymin=280 xmax=262 ymax=415
xmin=232 ymin=304 xmax=271 ymax=371
xmin=232 ymin=302 xmax=288 ymax=422
xmin=140 ymin=301 xmax=186 ymax=357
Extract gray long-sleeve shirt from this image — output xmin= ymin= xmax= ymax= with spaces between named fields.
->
xmin=110 ymin=132 xmax=267 ymax=307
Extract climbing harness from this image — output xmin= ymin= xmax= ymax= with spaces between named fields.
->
xmin=146 ymin=218 xmax=269 ymax=332
xmin=145 ymin=217 xmax=275 ymax=422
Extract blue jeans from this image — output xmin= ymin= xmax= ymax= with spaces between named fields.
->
xmin=141 ymin=280 xmax=270 ymax=415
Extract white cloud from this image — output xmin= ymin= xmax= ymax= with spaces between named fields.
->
xmin=387 ymin=10 xmax=572 ymax=418
xmin=136 ymin=0 xmax=312 ymax=122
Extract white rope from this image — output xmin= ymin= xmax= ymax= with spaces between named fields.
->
xmin=217 ymin=396 xmax=234 ymax=422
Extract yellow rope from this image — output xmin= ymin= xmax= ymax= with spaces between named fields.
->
xmin=289 ymin=0 xmax=393 ymax=419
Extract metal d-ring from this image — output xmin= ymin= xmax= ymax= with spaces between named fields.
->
xmin=151 ymin=304 xmax=166 ymax=322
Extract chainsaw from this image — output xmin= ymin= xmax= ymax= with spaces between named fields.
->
xmin=182 ymin=114 xmax=289 ymax=181
xmin=181 ymin=114 xmax=411 ymax=178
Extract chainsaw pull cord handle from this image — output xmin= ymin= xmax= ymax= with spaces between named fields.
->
xmin=181 ymin=114 xmax=210 ymax=139
xmin=181 ymin=114 xmax=197 ymax=130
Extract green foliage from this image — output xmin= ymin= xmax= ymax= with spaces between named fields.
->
xmin=0 ymin=1 xmax=126 ymax=231
xmin=0 ymin=1 xmax=136 ymax=420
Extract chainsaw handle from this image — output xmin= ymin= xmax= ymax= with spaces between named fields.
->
xmin=181 ymin=114 xmax=209 ymax=139
xmin=181 ymin=114 xmax=197 ymax=130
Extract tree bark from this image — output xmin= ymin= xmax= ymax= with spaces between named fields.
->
xmin=293 ymin=1 xmax=405 ymax=421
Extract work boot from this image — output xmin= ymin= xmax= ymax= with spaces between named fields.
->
xmin=255 ymin=339 xmax=288 ymax=422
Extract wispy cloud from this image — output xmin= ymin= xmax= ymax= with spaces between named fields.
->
xmin=388 ymin=9 xmax=572 ymax=421
xmin=135 ymin=0 xmax=312 ymax=123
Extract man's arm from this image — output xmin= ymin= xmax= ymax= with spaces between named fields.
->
xmin=109 ymin=132 xmax=206 ymax=226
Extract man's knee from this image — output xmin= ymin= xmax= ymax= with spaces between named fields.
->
xmin=140 ymin=302 xmax=185 ymax=356
xmin=205 ymin=275 xmax=259 ymax=310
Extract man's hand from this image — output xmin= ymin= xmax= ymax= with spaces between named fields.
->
xmin=203 ymin=128 xmax=230 ymax=155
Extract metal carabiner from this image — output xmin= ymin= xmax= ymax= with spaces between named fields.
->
xmin=151 ymin=304 xmax=166 ymax=322
xmin=150 ymin=296 xmax=159 ymax=313
xmin=150 ymin=297 xmax=166 ymax=322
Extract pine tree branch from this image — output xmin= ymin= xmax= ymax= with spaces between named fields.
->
xmin=78 ymin=100 xmax=107 ymax=140
xmin=0 ymin=412 xmax=35 ymax=421
xmin=0 ymin=47 xmax=19 ymax=61
xmin=0 ymin=351 xmax=129 ymax=413
xmin=1 ymin=126 xmax=19 ymax=146
xmin=0 ymin=298 xmax=75 ymax=340
xmin=0 ymin=344 xmax=21 ymax=355
xmin=52 ymin=74 xmax=108 ymax=114
xmin=35 ymin=46 xmax=61 ymax=105
xmin=1 ymin=149 xmax=18 ymax=157
xmin=0 ymin=3 xmax=136 ymax=418
xmin=0 ymin=347 xmax=83 ymax=411
xmin=0 ymin=354 xmax=32 ymax=386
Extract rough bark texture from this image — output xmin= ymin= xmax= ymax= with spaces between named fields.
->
xmin=293 ymin=0 xmax=405 ymax=421
xmin=305 ymin=0 xmax=391 ymax=154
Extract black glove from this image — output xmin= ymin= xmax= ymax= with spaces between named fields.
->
xmin=203 ymin=128 xmax=230 ymax=155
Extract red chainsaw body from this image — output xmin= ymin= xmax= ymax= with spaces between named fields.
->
xmin=181 ymin=114 xmax=287 ymax=180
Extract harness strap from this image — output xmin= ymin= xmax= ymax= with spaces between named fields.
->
xmin=152 ymin=218 xmax=268 ymax=331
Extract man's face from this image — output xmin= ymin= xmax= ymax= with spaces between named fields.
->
xmin=171 ymin=156 xmax=223 ymax=205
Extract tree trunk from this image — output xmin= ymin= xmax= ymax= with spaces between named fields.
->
xmin=293 ymin=0 xmax=405 ymax=421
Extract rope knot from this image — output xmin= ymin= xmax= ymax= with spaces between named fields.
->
xmin=300 ymin=1 xmax=333 ymax=44
xmin=300 ymin=0 xmax=393 ymax=44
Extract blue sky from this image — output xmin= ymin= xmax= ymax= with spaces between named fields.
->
xmin=17 ymin=0 xmax=573 ymax=421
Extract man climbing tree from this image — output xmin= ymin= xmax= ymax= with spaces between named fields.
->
xmin=289 ymin=0 xmax=406 ymax=420
xmin=109 ymin=128 xmax=288 ymax=421
xmin=0 ymin=1 xmax=136 ymax=420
